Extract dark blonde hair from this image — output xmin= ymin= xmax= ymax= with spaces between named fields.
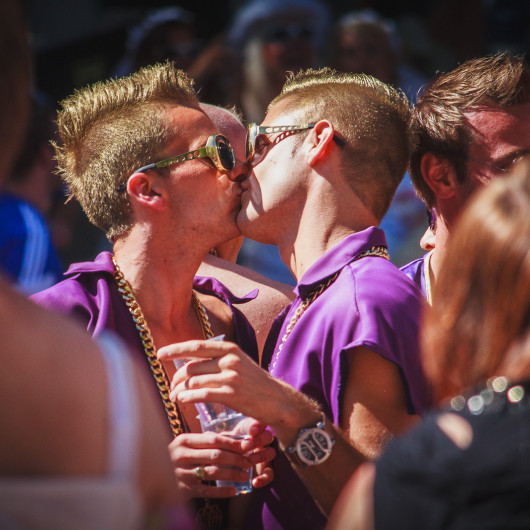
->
xmin=269 ymin=67 xmax=414 ymax=221
xmin=410 ymin=52 xmax=530 ymax=209
xmin=422 ymin=167 xmax=530 ymax=403
xmin=55 ymin=61 xmax=198 ymax=240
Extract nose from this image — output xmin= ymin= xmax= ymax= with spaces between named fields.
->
xmin=227 ymin=157 xmax=250 ymax=183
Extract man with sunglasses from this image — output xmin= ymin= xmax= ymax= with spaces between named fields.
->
xmin=32 ymin=62 xmax=276 ymax=530
xmin=161 ymin=68 xmax=430 ymax=529
xmin=401 ymin=52 xmax=530 ymax=304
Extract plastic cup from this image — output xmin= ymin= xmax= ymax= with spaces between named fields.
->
xmin=198 ymin=411 xmax=254 ymax=495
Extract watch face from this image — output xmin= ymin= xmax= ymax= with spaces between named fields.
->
xmin=296 ymin=427 xmax=333 ymax=466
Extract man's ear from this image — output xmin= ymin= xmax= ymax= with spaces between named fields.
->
xmin=127 ymin=172 xmax=166 ymax=211
xmin=421 ymin=152 xmax=459 ymax=199
xmin=307 ymin=120 xmax=336 ymax=166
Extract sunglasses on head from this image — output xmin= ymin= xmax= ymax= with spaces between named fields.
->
xmin=117 ymin=134 xmax=235 ymax=191
xmin=246 ymin=123 xmax=346 ymax=164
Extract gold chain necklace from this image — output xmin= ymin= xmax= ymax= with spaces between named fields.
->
xmin=270 ymin=245 xmax=389 ymax=375
xmin=112 ymin=256 xmax=213 ymax=436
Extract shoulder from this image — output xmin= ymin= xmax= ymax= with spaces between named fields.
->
xmin=31 ymin=256 xmax=114 ymax=318
xmin=347 ymin=256 xmax=422 ymax=315
xmin=199 ymin=254 xmax=294 ymax=303
xmin=198 ymin=255 xmax=294 ymax=355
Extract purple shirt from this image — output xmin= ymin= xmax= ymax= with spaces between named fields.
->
xmin=400 ymin=254 xmax=427 ymax=299
xmin=31 ymin=251 xmax=259 ymax=385
xmin=248 ymin=227 xmax=429 ymax=530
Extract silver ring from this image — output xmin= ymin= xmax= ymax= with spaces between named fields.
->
xmin=193 ymin=465 xmax=206 ymax=481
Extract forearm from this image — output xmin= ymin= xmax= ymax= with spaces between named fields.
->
xmin=267 ymin=384 xmax=365 ymax=516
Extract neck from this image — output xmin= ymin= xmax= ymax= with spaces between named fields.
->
xmin=278 ymin=185 xmax=378 ymax=282
xmin=113 ymin=227 xmax=208 ymax=335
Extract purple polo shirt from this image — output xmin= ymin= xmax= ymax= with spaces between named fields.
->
xmin=31 ymin=250 xmax=259 ymax=379
xmin=247 ymin=227 xmax=429 ymax=530
xmin=400 ymin=254 xmax=427 ymax=299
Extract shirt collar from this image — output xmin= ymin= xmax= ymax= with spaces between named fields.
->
xmin=295 ymin=227 xmax=387 ymax=298
xmin=64 ymin=251 xmax=257 ymax=304
xmin=65 ymin=251 xmax=115 ymax=276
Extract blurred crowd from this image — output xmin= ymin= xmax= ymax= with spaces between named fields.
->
xmin=1 ymin=1 xmax=530 ymax=530
xmin=9 ymin=0 xmax=529 ymax=288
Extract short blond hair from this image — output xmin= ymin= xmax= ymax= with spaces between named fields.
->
xmin=55 ymin=61 xmax=198 ymax=240
xmin=269 ymin=67 xmax=414 ymax=220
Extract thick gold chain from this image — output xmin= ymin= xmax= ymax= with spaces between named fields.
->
xmin=111 ymin=256 xmax=213 ymax=437
xmin=270 ymin=245 xmax=389 ymax=375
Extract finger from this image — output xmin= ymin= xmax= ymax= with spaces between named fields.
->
xmin=158 ymin=340 xmax=240 ymax=361
xmin=182 ymin=464 xmax=251 ymax=484
xmin=170 ymin=372 xmax=227 ymax=394
xmin=246 ymin=446 xmax=277 ymax=466
xmin=200 ymin=465 xmax=252 ymax=483
xmin=169 ymin=432 xmax=247 ymax=453
xmin=183 ymin=480 xmax=238 ymax=499
xmin=170 ymin=385 xmax=235 ymax=405
xmin=174 ymin=448 xmax=253 ymax=469
xmin=252 ymin=465 xmax=274 ymax=489
xmin=241 ymin=427 xmax=275 ymax=452
xmin=247 ymin=420 xmax=270 ymax=437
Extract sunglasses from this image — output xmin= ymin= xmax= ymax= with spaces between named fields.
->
xmin=246 ymin=123 xmax=346 ymax=164
xmin=262 ymin=23 xmax=316 ymax=44
xmin=117 ymin=134 xmax=235 ymax=191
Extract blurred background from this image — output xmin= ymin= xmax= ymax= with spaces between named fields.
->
xmin=14 ymin=0 xmax=530 ymax=287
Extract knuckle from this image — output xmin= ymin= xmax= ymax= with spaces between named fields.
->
xmin=210 ymin=449 xmax=222 ymax=462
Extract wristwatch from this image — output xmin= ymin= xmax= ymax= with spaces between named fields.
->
xmin=283 ymin=414 xmax=335 ymax=467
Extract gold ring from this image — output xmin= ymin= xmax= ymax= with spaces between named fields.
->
xmin=194 ymin=465 xmax=206 ymax=481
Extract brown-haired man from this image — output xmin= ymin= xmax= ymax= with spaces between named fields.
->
xmin=401 ymin=51 xmax=530 ymax=304
xmin=161 ymin=68 xmax=430 ymax=528
xmin=32 ymin=62 xmax=276 ymax=528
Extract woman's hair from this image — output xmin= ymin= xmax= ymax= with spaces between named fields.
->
xmin=422 ymin=166 xmax=530 ymax=403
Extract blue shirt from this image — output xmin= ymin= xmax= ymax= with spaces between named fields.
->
xmin=0 ymin=192 xmax=62 ymax=294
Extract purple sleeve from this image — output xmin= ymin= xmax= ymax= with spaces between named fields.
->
xmin=345 ymin=260 xmax=430 ymax=415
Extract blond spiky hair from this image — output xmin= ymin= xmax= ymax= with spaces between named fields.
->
xmin=55 ymin=61 xmax=198 ymax=240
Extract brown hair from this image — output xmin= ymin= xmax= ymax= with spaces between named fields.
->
xmin=55 ymin=61 xmax=198 ymax=240
xmin=410 ymin=52 xmax=530 ymax=209
xmin=422 ymin=167 xmax=530 ymax=403
xmin=269 ymin=67 xmax=414 ymax=221
xmin=0 ymin=0 xmax=31 ymax=181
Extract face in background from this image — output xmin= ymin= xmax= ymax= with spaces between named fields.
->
xmin=334 ymin=24 xmax=395 ymax=84
xmin=159 ymin=106 xmax=243 ymax=244
xmin=238 ymin=99 xmax=308 ymax=245
xmin=259 ymin=12 xmax=320 ymax=94
xmin=134 ymin=21 xmax=201 ymax=74
xmin=454 ymin=102 xmax=530 ymax=207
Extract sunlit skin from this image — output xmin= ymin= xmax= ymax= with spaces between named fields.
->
xmin=428 ymin=102 xmax=530 ymax=285
xmin=161 ymin=96 xmax=421 ymax=517
xmin=113 ymin=104 xmax=275 ymax=501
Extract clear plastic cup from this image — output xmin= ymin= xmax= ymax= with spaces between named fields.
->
xmin=198 ymin=411 xmax=254 ymax=495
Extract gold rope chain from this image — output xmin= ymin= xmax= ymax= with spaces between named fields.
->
xmin=269 ymin=245 xmax=389 ymax=375
xmin=111 ymin=256 xmax=213 ymax=437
